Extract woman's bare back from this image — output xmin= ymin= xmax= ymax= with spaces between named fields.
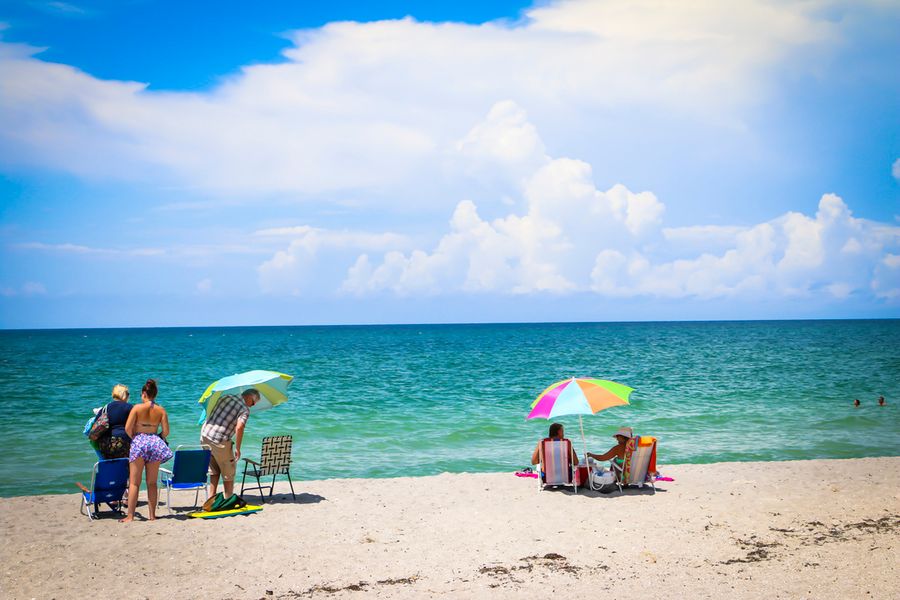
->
xmin=131 ymin=402 xmax=166 ymax=435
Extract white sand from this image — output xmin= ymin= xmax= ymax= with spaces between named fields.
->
xmin=1 ymin=457 xmax=898 ymax=599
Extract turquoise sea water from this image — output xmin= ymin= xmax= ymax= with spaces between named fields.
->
xmin=0 ymin=320 xmax=898 ymax=497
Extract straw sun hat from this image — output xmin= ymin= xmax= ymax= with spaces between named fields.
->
xmin=613 ymin=426 xmax=633 ymax=439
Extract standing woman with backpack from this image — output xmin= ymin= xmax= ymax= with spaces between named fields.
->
xmin=120 ymin=379 xmax=173 ymax=522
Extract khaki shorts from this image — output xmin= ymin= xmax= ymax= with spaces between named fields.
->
xmin=202 ymin=437 xmax=237 ymax=481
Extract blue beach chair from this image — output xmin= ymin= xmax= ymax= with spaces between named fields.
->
xmin=159 ymin=445 xmax=212 ymax=514
xmin=77 ymin=458 xmax=130 ymax=520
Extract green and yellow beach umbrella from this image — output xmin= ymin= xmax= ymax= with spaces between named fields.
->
xmin=198 ymin=369 xmax=294 ymax=423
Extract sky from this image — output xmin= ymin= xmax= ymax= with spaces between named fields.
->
xmin=1 ymin=0 xmax=899 ymax=328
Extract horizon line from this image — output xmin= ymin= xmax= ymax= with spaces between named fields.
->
xmin=1 ymin=315 xmax=897 ymax=332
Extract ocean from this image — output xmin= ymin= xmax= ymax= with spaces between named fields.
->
xmin=0 ymin=320 xmax=897 ymax=497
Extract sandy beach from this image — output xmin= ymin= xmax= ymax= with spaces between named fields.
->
xmin=2 ymin=457 xmax=898 ymax=599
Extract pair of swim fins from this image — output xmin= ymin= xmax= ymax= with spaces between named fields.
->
xmin=189 ymin=492 xmax=262 ymax=519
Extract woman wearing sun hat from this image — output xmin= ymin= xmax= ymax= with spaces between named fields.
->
xmin=586 ymin=426 xmax=633 ymax=464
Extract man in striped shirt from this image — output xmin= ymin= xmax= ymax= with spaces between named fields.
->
xmin=201 ymin=389 xmax=259 ymax=497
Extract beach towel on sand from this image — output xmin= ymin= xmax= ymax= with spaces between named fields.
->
xmin=515 ymin=468 xmax=539 ymax=479
xmin=188 ymin=505 xmax=263 ymax=519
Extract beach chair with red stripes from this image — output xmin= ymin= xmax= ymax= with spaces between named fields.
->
xmin=538 ymin=438 xmax=578 ymax=493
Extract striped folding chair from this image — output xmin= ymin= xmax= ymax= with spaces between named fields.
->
xmin=611 ymin=435 xmax=657 ymax=493
xmin=538 ymin=438 xmax=578 ymax=493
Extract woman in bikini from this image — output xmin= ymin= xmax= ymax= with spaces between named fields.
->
xmin=120 ymin=379 xmax=173 ymax=522
xmin=586 ymin=426 xmax=633 ymax=486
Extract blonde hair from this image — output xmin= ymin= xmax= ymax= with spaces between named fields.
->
xmin=111 ymin=384 xmax=129 ymax=401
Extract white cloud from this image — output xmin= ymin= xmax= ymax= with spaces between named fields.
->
xmin=40 ymin=2 xmax=88 ymax=16
xmin=2 ymin=281 xmax=48 ymax=296
xmin=196 ymin=278 xmax=213 ymax=294
xmin=14 ymin=242 xmax=165 ymax=257
xmin=873 ymin=253 xmax=900 ymax=299
xmin=662 ymin=225 xmax=751 ymax=258
xmin=341 ymin=197 xmax=576 ymax=295
xmin=841 ymin=238 xmax=863 ymax=254
xmin=455 ymin=100 xmax=547 ymax=181
xmin=587 ymin=194 xmax=900 ymax=300
xmin=339 ymin=106 xmax=900 ymax=302
xmin=255 ymin=226 xmax=318 ymax=237
xmin=13 ymin=241 xmax=279 ymax=264
xmin=826 ymin=282 xmax=853 ymax=299
xmin=22 ymin=281 xmax=46 ymax=295
xmin=591 ymin=223 xmax=778 ymax=298
xmin=893 ymin=158 xmax=900 ymax=180
xmin=338 ymin=103 xmax=670 ymax=297
xmin=663 ymin=225 xmax=749 ymax=243
xmin=16 ymin=242 xmax=99 ymax=254
xmin=2 ymin=1 xmax=898 ymax=312
xmin=0 ymin=0 xmax=846 ymax=203
xmin=778 ymin=211 xmax=823 ymax=271
xmin=257 ymin=226 xmax=412 ymax=294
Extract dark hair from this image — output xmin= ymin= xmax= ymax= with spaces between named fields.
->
xmin=241 ymin=388 xmax=260 ymax=401
xmin=549 ymin=423 xmax=564 ymax=438
xmin=142 ymin=378 xmax=158 ymax=401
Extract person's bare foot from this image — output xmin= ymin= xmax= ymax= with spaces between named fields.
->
xmin=148 ymin=516 xmax=156 ymax=521
xmin=119 ymin=516 xmax=134 ymax=523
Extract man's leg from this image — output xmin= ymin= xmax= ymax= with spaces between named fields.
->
xmin=203 ymin=437 xmax=224 ymax=499
xmin=220 ymin=440 xmax=237 ymax=497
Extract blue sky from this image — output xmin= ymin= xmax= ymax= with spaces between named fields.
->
xmin=1 ymin=0 xmax=899 ymax=328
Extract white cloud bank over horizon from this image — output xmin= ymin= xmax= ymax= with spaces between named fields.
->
xmin=1 ymin=0 xmax=898 ymax=317
xmin=331 ymin=102 xmax=900 ymax=302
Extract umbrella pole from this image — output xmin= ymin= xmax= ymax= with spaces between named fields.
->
xmin=579 ymin=415 xmax=587 ymax=463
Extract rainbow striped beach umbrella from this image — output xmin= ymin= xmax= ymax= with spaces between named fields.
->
xmin=527 ymin=378 xmax=633 ymax=420
xmin=527 ymin=377 xmax=634 ymax=459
